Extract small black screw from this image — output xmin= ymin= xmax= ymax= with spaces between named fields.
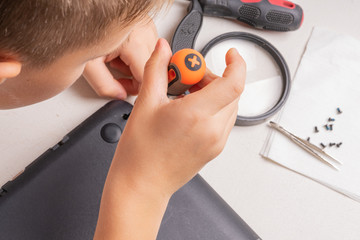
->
xmin=328 ymin=117 xmax=335 ymax=122
xmin=324 ymin=124 xmax=330 ymax=131
xmin=320 ymin=143 xmax=326 ymax=149
xmin=307 ymin=137 xmax=310 ymax=142
xmin=337 ymin=108 xmax=342 ymax=114
xmin=0 ymin=188 xmax=7 ymax=197
xmin=314 ymin=126 xmax=319 ymax=133
xmin=329 ymin=143 xmax=336 ymax=147
xmin=329 ymin=124 xmax=333 ymax=131
xmin=122 ymin=112 xmax=131 ymax=120
xmin=336 ymin=142 xmax=343 ymax=148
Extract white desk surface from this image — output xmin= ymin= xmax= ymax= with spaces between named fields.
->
xmin=1 ymin=0 xmax=360 ymax=239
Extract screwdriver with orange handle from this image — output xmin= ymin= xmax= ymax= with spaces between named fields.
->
xmin=167 ymin=48 xmax=206 ymax=96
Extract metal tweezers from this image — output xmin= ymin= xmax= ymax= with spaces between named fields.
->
xmin=269 ymin=121 xmax=343 ymax=171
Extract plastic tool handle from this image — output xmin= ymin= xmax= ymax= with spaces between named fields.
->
xmin=199 ymin=0 xmax=303 ymax=31
xmin=168 ymin=49 xmax=206 ymax=96
xmin=171 ymin=0 xmax=203 ymax=53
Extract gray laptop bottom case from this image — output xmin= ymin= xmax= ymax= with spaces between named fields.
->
xmin=0 ymin=100 xmax=261 ymax=240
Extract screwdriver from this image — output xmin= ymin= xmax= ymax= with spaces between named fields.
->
xmin=167 ymin=48 xmax=206 ymax=96
xmin=181 ymin=0 xmax=303 ymax=31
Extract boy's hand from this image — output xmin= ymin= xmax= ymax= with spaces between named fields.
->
xmin=83 ymin=17 xmax=157 ymax=99
xmin=111 ymin=38 xmax=246 ymax=196
xmin=94 ymin=38 xmax=245 ymax=240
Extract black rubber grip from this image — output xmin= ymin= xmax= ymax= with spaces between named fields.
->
xmin=200 ymin=0 xmax=303 ymax=31
xmin=171 ymin=0 xmax=204 ymax=53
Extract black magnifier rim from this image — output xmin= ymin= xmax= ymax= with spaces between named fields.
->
xmin=201 ymin=32 xmax=291 ymax=126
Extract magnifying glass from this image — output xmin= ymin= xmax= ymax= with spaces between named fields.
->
xmin=206 ymin=40 xmax=281 ymax=116
xmin=201 ymin=32 xmax=290 ymax=126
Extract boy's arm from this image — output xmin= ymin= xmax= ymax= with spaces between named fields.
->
xmin=94 ymin=38 xmax=246 ymax=240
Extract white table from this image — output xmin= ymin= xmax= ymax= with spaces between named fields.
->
xmin=1 ymin=0 xmax=360 ymax=239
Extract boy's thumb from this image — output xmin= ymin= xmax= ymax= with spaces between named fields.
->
xmin=138 ymin=38 xmax=172 ymax=105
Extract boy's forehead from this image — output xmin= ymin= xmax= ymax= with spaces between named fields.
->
xmin=43 ymin=22 xmax=136 ymax=66
xmin=88 ymin=22 xmax=137 ymax=58
xmin=22 ymin=21 xmax=138 ymax=73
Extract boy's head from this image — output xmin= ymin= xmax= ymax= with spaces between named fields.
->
xmin=0 ymin=0 xmax=168 ymax=109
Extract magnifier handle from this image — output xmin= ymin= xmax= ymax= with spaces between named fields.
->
xmin=171 ymin=0 xmax=203 ymax=53
xmin=199 ymin=0 xmax=303 ymax=31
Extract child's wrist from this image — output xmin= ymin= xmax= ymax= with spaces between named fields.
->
xmin=108 ymin=158 xmax=173 ymax=201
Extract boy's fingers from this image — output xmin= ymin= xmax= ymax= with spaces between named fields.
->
xmin=83 ymin=58 xmax=127 ymax=99
xmin=0 ymin=61 xmax=22 ymax=78
xmin=187 ymin=48 xmax=246 ymax=115
xmin=119 ymin=48 xmax=147 ymax=83
xmin=117 ymin=78 xmax=140 ymax=96
xmin=126 ymin=50 xmax=151 ymax=83
xmin=188 ymin=68 xmax=218 ymax=93
xmin=222 ymin=48 xmax=246 ymax=79
xmin=118 ymin=18 xmax=157 ymax=83
xmin=109 ymin=58 xmax=132 ymax=77
xmin=199 ymin=68 xmax=219 ymax=87
xmin=138 ymin=38 xmax=172 ymax=105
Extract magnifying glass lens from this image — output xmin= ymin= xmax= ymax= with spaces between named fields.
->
xmin=204 ymin=39 xmax=283 ymax=117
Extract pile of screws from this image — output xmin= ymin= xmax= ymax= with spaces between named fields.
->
xmin=309 ymin=107 xmax=343 ymax=149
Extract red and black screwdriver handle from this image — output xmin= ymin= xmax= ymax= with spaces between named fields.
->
xmin=170 ymin=0 xmax=303 ymax=53
xmin=199 ymin=0 xmax=303 ymax=31
xmin=169 ymin=0 xmax=297 ymax=121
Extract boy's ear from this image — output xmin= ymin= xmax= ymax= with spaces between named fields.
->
xmin=0 ymin=59 xmax=22 ymax=82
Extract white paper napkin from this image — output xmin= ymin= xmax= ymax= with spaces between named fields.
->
xmin=261 ymin=27 xmax=360 ymax=202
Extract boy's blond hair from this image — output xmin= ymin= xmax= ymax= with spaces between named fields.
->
xmin=0 ymin=0 xmax=169 ymax=67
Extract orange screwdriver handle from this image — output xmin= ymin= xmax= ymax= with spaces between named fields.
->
xmin=167 ymin=48 xmax=206 ymax=96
